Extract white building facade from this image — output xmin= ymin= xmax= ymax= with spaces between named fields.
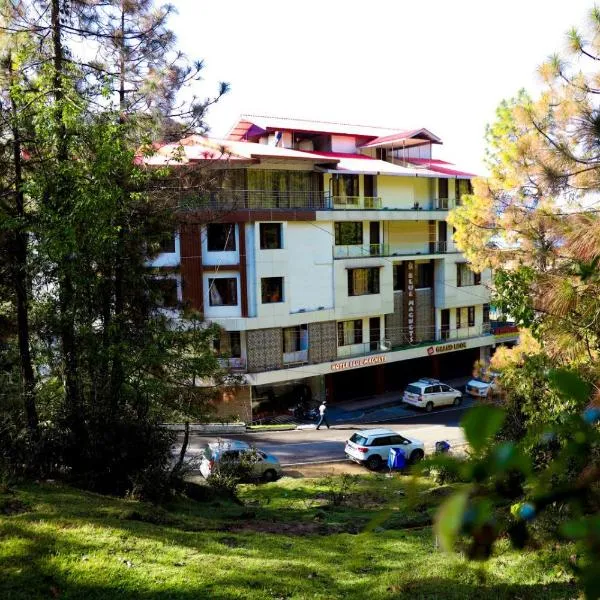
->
xmin=147 ymin=115 xmax=518 ymax=421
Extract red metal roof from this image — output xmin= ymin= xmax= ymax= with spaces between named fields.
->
xmin=300 ymin=150 xmax=374 ymax=160
xmin=406 ymin=158 xmax=476 ymax=177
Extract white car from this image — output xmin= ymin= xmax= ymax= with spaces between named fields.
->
xmin=200 ymin=439 xmax=282 ymax=482
xmin=402 ymin=378 xmax=463 ymax=412
xmin=466 ymin=374 xmax=498 ymax=398
xmin=345 ymin=428 xmax=425 ymax=470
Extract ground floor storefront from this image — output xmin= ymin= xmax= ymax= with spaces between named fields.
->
xmin=247 ymin=344 xmax=491 ymax=419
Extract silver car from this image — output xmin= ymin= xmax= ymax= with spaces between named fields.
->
xmin=200 ymin=440 xmax=282 ymax=482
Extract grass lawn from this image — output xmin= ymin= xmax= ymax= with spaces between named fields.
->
xmin=0 ymin=474 xmax=578 ymax=600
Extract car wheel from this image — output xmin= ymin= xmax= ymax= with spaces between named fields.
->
xmin=453 ymin=397 xmax=462 ymax=407
xmin=262 ymin=469 xmax=278 ymax=482
xmin=410 ymin=449 xmax=424 ymax=464
xmin=366 ymin=455 xmax=382 ymax=471
xmin=425 ymin=401 xmax=434 ymax=413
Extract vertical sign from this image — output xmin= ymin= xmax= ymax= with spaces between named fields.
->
xmin=404 ymin=261 xmax=416 ymax=344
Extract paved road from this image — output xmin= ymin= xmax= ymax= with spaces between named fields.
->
xmin=184 ymin=406 xmax=467 ymax=466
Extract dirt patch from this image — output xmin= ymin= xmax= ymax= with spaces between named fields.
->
xmin=283 ymin=462 xmax=367 ymax=478
xmin=0 ymin=497 xmax=30 ymax=516
xmin=221 ymin=519 xmax=360 ymax=536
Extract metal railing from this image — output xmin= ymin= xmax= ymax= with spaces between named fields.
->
xmin=179 ymin=189 xmax=328 ymax=210
xmin=218 ymin=357 xmax=247 ymax=371
xmin=333 ymin=241 xmax=459 ymax=258
xmin=326 ymin=194 xmax=383 ymax=209
xmin=336 ymin=324 xmax=492 ymax=359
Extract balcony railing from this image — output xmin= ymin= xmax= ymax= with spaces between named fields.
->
xmin=179 ymin=189 xmax=328 ymax=210
xmin=333 ymin=242 xmax=458 ymax=258
xmin=325 ymin=194 xmax=383 ymax=209
xmin=337 ymin=324 xmax=492 ymax=359
xmin=218 ymin=357 xmax=247 ymax=371
xmin=177 ymin=188 xmax=461 ymax=212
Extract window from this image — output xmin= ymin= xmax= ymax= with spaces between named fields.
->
xmin=415 ymin=262 xmax=433 ymax=288
xmin=159 ymin=232 xmax=176 ymax=253
xmin=393 ymin=263 xmax=405 ymax=291
xmin=337 ymin=319 xmax=363 ymax=346
xmin=335 ymin=222 xmax=363 ymax=245
xmin=261 ymin=277 xmax=284 ymax=303
xmin=483 ymin=303 xmax=490 ymax=325
xmin=438 ymin=178 xmax=449 ymax=199
xmin=348 ymin=268 xmax=380 ymax=296
xmin=229 ymin=331 xmax=242 ymax=358
xmin=425 ymin=386 xmax=435 ymax=394
xmin=260 ymin=223 xmax=282 ymax=249
xmin=151 ymin=278 xmax=178 ymax=308
xmin=332 ymin=174 xmax=359 ymax=198
xmin=207 ymin=223 xmax=236 ymax=252
xmin=375 ymin=148 xmax=388 ymax=161
xmin=208 ymin=277 xmax=238 ymax=306
xmin=456 ymin=307 xmax=462 ymax=329
xmin=440 ymin=385 xmax=451 ymax=392
xmin=283 ymin=324 xmax=308 ymax=353
xmin=457 ymin=263 xmax=479 ymax=287
xmin=468 ymin=306 xmax=475 ymax=327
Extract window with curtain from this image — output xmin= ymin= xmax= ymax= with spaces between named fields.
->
xmin=457 ymin=263 xmax=477 ymax=287
xmin=337 ymin=320 xmax=363 ymax=346
xmin=332 ymin=174 xmax=359 ymax=198
xmin=335 ymin=222 xmax=363 ymax=245
xmin=208 ymin=278 xmax=238 ymax=306
xmin=260 ymin=223 xmax=282 ymax=249
xmin=468 ymin=306 xmax=475 ymax=327
xmin=348 ymin=268 xmax=380 ymax=296
xmin=283 ymin=325 xmax=308 ymax=353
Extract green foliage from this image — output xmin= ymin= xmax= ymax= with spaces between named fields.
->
xmin=434 ymin=371 xmax=600 ymax=598
xmin=493 ymin=267 xmax=537 ymax=330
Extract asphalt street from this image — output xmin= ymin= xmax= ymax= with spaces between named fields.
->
xmin=183 ymin=406 xmax=467 ymax=467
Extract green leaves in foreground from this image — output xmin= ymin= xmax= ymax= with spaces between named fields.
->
xmin=461 ymin=405 xmax=505 ymax=453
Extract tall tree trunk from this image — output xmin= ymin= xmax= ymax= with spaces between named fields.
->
xmin=8 ymin=52 xmax=38 ymax=431
xmin=109 ymin=3 xmax=127 ymax=410
xmin=51 ymin=0 xmax=82 ymax=434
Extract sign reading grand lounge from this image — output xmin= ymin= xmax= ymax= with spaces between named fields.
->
xmin=331 ymin=355 xmax=387 ymax=372
xmin=427 ymin=341 xmax=467 ymax=355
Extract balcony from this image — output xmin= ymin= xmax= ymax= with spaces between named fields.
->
xmin=338 ymin=324 xmax=492 ymax=359
xmin=218 ymin=357 xmax=247 ymax=372
xmin=333 ymin=242 xmax=458 ymax=259
xmin=179 ymin=189 xmax=328 ymax=211
xmin=326 ymin=194 xmax=382 ymax=209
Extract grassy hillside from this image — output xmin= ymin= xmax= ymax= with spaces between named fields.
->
xmin=0 ymin=475 xmax=577 ymax=599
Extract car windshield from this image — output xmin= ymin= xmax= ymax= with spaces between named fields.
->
xmin=350 ymin=433 xmax=368 ymax=445
xmin=406 ymin=385 xmax=422 ymax=394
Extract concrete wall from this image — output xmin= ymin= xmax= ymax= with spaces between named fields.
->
xmin=386 ymin=221 xmax=430 ymax=255
xmin=434 ymin=256 xmax=491 ymax=309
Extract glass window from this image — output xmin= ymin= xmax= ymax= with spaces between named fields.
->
xmin=425 ymin=386 xmax=435 ymax=394
xmin=483 ymin=304 xmax=490 ymax=325
xmin=415 ymin=262 xmax=433 ymax=288
xmin=337 ymin=319 xmax=363 ymax=346
xmin=335 ymin=222 xmax=363 ymax=245
xmin=371 ymin=436 xmax=391 ymax=447
xmin=208 ymin=278 xmax=238 ymax=306
xmin=457 ymin=263 xmax=477 ymax=287
xmin=283 ymin=324 xmax=308 ymax=353
xmin=432 ymin=385 xmax=442 ymax=393
xmin=438 ymin=178 xmax=449 ymax=199
xmin=207 ymin=223 xmax=236 ymax=252
xmin=229 ymin=331 xmax=241 ymax=358
xmin=159 ymin=232 xmax=176 ymax=253
xmin=332 ymin=174 xmax=359 ymax=198
xmin=348 ymin=268 xmax=380 ymax=296
xmin=350 ymin=433 xmax=368 ymax=445
xmin=260 ymin=223 xmax=282 ymax=249
xmin=151 ymin=278 xmax=178 ymax=308
xmin=440 ymin=385 xmax=450 ymax=392
xmin=261 ymin=277 xmax=284 ymax=303
xmin=405 ymin=385 xmax=422 ymax=395
xmin=457 ymin=307 xmax=462 ymax=329
xmin=393 ymin=263 xmax=405 ymax=291
xmin=468 ymin=306 xmax=475 ymax=327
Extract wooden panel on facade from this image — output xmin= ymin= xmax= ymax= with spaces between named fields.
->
xmin=180 ymin=223 xmax=203 ymax=312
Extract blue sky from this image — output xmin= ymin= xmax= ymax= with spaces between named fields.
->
xmin=171 ymin=0 xmax=592 ymax=173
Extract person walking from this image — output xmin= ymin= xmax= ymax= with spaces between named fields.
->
xmin=316 ymin=400 xmax=330 ymax=430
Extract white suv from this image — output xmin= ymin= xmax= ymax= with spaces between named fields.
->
xmin=403 ymin=378 xmax=462 ymax=412
xmin=345 ymin=428 xmax=425 ymax=470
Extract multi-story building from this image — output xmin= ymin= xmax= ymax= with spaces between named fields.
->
xmin=147 ymin=115 xmax=517 ymax=421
